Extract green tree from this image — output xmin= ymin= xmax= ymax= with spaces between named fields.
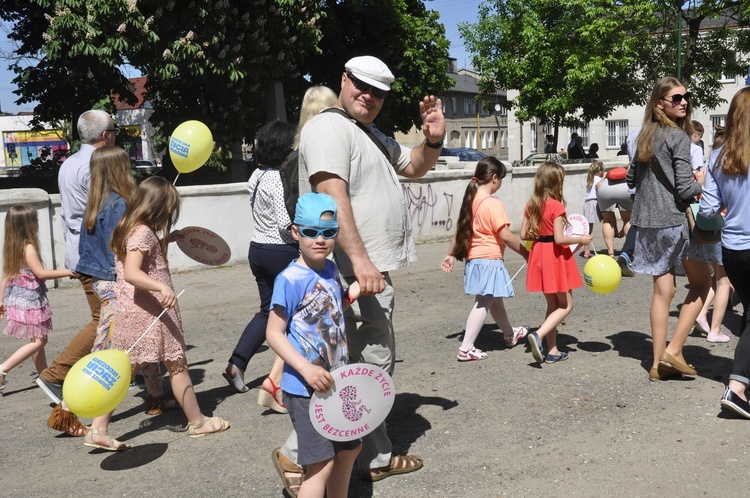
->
xmin=461 ymin=0 xmax=749 ymax=146
xmin=649 ymin=0 xmax=750 ymax=109
xmin=303 ymin=0 xmax=452 ymax=135
xmin=2 ymin=0 xmax=451 ymax=164
xmin=1 ymin=0 xmax=323 ymax=155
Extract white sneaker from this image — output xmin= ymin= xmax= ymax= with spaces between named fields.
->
xmin=505 ymin=326 xmax=529 ymax=347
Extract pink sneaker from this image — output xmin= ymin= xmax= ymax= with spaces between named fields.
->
xmin=505 ymin=326 xmax=529 ymax=347
xmin=707 ymin=331 xmax=731 ymax=343
xmin=694 ymin=316 xmax=710 ymax=335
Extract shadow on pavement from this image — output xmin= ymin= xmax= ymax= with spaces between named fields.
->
xmin=349 ymin=392 xmax=459 ymax=497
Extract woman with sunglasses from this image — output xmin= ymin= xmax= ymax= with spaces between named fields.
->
xmin=626 ymin=76 xmax=711 ymax=381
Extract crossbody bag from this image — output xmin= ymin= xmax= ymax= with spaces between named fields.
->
xmin=646 ymin=158 xmax=721 ymax=244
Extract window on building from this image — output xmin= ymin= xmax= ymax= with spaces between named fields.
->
xmin=569 ymin=124 xmax=589 ymax=147
xmin=720 ymin=53 xmax=737 ymax=83
xmin=606 ymin=120 xmax=629 ymax=148
xmin=464 ymin=98 xmax=470 ymax=115
xmin=530 ymin=123 xmax=537 ymax=152
xmin=451 ymin=97 xmax=457 ymax=116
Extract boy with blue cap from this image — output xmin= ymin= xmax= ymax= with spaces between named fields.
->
xmin=266 ymin=193 xmax=361 ymax=498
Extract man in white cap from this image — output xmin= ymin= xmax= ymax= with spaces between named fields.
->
xmin=271 ymin=55 xmax=445 ymax=494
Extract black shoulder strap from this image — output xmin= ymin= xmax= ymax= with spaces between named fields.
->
xmin=646 ymin=157 xmax=690 ymax=210
xmin=321 ymin=107 xmax=391 ymax=162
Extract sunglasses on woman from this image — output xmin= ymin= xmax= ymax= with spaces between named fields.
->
xmin=346 ymin=72 xmax=387 ymax=99
xmin=298 ymin=226 xmax=339 ymax=239
xmin=662 ymin=92 xmax=692 ymax=105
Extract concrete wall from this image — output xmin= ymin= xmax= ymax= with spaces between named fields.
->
xmin=0 ymin=158 xmax=628 ymax=287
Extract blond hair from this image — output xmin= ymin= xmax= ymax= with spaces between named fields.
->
xmin=586 ymin=161 xmax=604 ymax=189
xmin=716 ymin=86 xmax=750 ymax=177
xmin=2 ymin=205 xmax=41 ymax=279
xmin=110 ymin=176 xmax=180 ymax=261
xmin=84 ymin=146 xmax=137 ymax=230
xmin=525 ymin=162 xmax=569 ymax=240
xmin=294 ymin=86 xmax=338 ymax=147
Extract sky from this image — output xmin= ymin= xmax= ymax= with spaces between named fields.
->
xmin=0 ymin=1 xmax=484 ymax=114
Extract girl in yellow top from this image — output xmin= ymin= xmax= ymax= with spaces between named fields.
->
xmin=442 ymin=157 xmax=530 ymax=361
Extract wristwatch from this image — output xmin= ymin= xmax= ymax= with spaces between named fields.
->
xmin=425 ymin=137 xmax=444 ymax=149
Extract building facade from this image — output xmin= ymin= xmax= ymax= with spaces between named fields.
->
xmin=396 ymin=59 xmax=509 ymax=160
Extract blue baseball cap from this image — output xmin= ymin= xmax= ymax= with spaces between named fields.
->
xmin=294 ymin=193 xmax=338 ymax=228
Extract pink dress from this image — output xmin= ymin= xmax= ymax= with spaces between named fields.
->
xmin=2 ymin=266 xmax=52 ymax=339
xmin=112 ymin=225 xmax=186 ymax=364
xmin=525 ymin=199 xmax=583 ymax=293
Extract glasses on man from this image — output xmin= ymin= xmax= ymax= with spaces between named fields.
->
xmin=662 ymin=92 xmax=691 ymax=106
xmin=298 ymin=226 xmax=339 ymax=239
xmin=105 ymin=127 xmax=120 ymax=136
xmin=346 ymin=72 xmax=387 ymax=99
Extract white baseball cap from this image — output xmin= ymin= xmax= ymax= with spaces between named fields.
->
xmin=344 ymin=56 xmax=394 ymax=91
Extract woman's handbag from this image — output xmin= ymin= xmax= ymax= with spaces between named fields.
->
xmin=647 ymin=158 xmax=722 ymax=245
xmin=686 ymin=204 xmax=723 ymax=245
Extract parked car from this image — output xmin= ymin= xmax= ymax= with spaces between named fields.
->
xmin=132 ymin=159 xmax=160 ymax=175
xmin=440 ymin=147 xmax=487 ymax=161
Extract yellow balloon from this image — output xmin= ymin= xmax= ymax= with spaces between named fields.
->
xmin=583 ymin=254 xmax=622 ymax=294
xmin=169 ymin=120 xmax=214 ymax=173
xmin=62 ymin=350 xmax=131 ymax=418
xmin=522 ymin=240 xmax=533 ymax=251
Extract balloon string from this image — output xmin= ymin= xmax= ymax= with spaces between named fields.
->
xmin=128 ymin=289 xmax=186 ymax=354
xmin=506 ymin=263 xmax=526 ymax=288
xmin=173 ymin=173 xmax=180 ymax=186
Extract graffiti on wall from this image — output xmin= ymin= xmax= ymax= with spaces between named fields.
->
xmin=402 ymin=184 xmax=454 ymax=232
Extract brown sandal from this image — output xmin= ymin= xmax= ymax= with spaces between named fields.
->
xmin=47 ymin=403 xmax=87 ymax=437
xmin=272 ymin=447 xmax=304 ymax=497
xmin=363 ymin=454 xmax=424 ymax=482
xmin=144 ymin=392 xmax=178 ymax=415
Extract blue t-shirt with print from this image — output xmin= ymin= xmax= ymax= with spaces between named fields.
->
xmin=271 ymin=259 xmax=348 ymax=397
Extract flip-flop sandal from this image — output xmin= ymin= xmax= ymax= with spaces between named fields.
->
xmin=363 ymin=454 xmax=424 ymax=482
xmin=272 ymin=447 xmax=304 ymax=497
